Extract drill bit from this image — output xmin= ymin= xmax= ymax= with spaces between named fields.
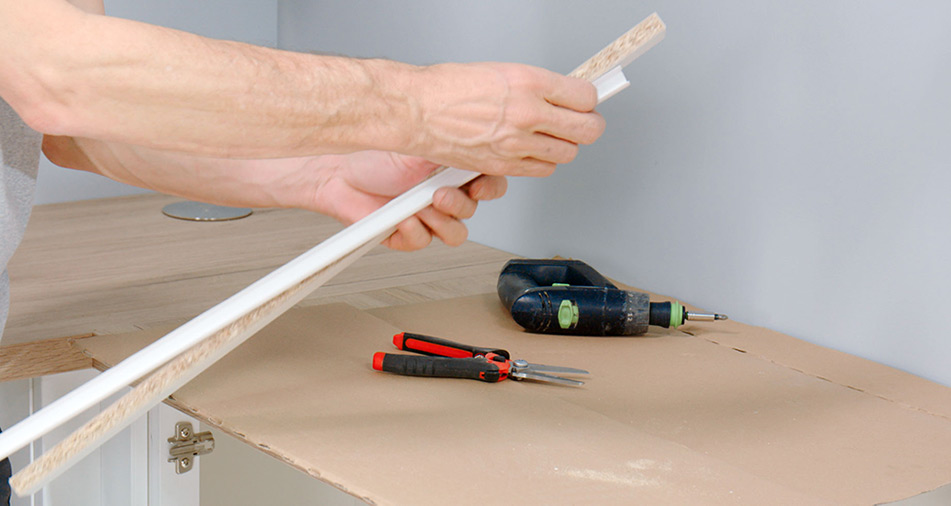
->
xmin=685 ymin=312 xmax=729 ymax=322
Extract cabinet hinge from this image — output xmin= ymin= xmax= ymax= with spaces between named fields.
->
xmin=167 ymin=422 xmax=214 ymax=474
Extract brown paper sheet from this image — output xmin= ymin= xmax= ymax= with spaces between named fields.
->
xmin=76 ymin=296 xmax=951 ymax=504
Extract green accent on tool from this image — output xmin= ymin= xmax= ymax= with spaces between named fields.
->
xmin=558 ymin=299 xmax=580 ymax=329
xmin=669 ymin=301 xmax=684 ymax=328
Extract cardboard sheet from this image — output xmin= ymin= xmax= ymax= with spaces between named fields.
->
xmin=75 ymin=297 xmax=951 ymax=504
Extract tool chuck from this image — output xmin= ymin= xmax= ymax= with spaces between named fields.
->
xmin=648 ymin=301 xmax=728 ymax=329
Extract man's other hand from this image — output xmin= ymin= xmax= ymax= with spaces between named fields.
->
xmin=304 ymin=151 xmax=507 ymax=251
xmin=405 ymin=62 xmax=606 ymax=178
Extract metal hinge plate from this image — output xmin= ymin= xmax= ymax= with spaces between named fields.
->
xmin=168 ymin=422 xmax=215 ymax=474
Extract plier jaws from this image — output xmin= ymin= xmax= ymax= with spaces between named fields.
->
xmin=509 ymin=359 xmax=587 ymax=387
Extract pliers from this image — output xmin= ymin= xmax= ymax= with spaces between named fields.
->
xmin=372 ymin=332 xmax=589 ymax=386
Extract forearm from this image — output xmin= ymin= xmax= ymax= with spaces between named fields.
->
xmin=41 ymin=134 xmax=505 ymax=252
xmin=42 ymin=135 xmax=320 ymax=210
xmin=2 ymin=0 xmax=419 ymax=158
xmin=5 ymin=0 xmax=604 ymax=177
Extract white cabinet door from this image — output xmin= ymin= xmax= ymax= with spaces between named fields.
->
xmin=37 ymin=369 xmax=107 ymax=505
xmin=8 ymin=370 xmax=200 ymax=505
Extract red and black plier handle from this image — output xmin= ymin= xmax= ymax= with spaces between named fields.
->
xmin=392 ymin=332 xmax=510 ymax=359
xmin=372 ymin=332 xmax=513 ymax=383
xmin=372 ymin=352 xmax=511 ymax=383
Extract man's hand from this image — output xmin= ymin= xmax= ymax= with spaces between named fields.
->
xmin=402 ymin=62 xmax=606 ymax=177
xmin=301 ymin=151 xmax=507 ymax=251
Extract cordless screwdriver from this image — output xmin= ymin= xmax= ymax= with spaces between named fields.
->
xmin=497 ymin=259 xmax=727 ymax=336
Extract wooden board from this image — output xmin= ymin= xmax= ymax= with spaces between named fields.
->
xmin=0 ymin=335 xmax=93 ymax=382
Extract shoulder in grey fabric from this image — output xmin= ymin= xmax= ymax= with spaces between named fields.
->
xmin=0 ymin=97 xmax=42 ymax=345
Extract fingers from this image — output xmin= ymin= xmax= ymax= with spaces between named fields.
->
xmin=388 ymin=175 xmax=508 ymax=251
xmin=432 ymin=186 xmax=477 ymax=220
xmin=542 ymin=73 xmax=600 ymax=112
xmin=465 ymin=175 xmax=507 ymax=201
xmin=418 ymin=207 xmax=469 ymax=247
xmin=535 ymin=73 xmax=605 ymax=150
xmin=537 ymin=107 xmax=606 ymax=146
xmin=492 ymin=69 xmax=606 ymax=172
xmin=487 ymin=134 xmax=580 ymax=176
xmin=433 ymin=175 xmax=507 ymax=217
xmin=521 ymin=133 xmax=581 ymax=165
xmin=508 ymin=158 xmax=558 ymax=178
xmin=385 ymin=208 xmax=467 ymax=251
xmin=384 ymin=216 xmax=434 ymax=251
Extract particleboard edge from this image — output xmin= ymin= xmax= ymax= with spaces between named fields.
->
xmin=0 ymin=336 xmax=95 ymax=382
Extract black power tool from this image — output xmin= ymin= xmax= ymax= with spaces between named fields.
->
xmin=497 ymin=259 xmax=727 ymax=336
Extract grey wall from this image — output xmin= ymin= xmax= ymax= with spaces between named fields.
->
xmin=278 ymin=1 xmax=951 ymax=386
xmin=34 ymin=0 xmax=279 ymax=204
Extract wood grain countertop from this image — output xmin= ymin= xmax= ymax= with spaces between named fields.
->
xmin=1 ymin=193 xmax=513 ymax=381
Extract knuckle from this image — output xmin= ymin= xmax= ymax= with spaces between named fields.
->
xmin=451 ymin=196 xmax=468 ymax=217
xmin=581 ymin=114 xmax=606 ymax=144
xmin=507 ymin=104 xmax=542 ymax=129
xmin=562 ymin=144 xmax=579 ymax=164
xmin=512 ymin=65 xmax=537 ymax=83
xmin=561 ymin=78 xmax=598 ymax=111
xmin=494 ymin=176 xmax=509 ymax=197
xmin=443 ymin=190 xmax=475 ymax=219
xmin=498 ymin=63 xmax=536 ymax=89
xmin=484 ymin=158 xmax=508 ymax=175
xmin=459 ymin=200 xmax=477 ymax=219
xmin=472 ymin=176 xmax=508 ymax=200
xmin=434 ymin=189 xmax=455 ymax=212
xmin=400 ymin=219 xmax=432 ymax=251
xmin=539 ymin=164 xmax=557 ymax=177
xmin=527 ymin=161 xmax=557 ymax=178
xmin=494 ymin=134 xmax=525 ymax=158
xmin=581 ymin=81 xmax=599 ymax=110
xmin=390 ymin=235 xmax=413 ymax=252
xmin=448 ymin=227 xmax=469 ymax=247
xmin=414 ymin=233 xmax=433 ymax=250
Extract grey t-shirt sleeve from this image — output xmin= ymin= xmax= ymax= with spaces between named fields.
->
xmin=0 ymin=98 xmax=42 ymax=344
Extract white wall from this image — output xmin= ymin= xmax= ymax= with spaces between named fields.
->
xmin=278 ymin=1 xmax=951 ymax=387
xmin=34 ymin=0 xmax=279 ymax=204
